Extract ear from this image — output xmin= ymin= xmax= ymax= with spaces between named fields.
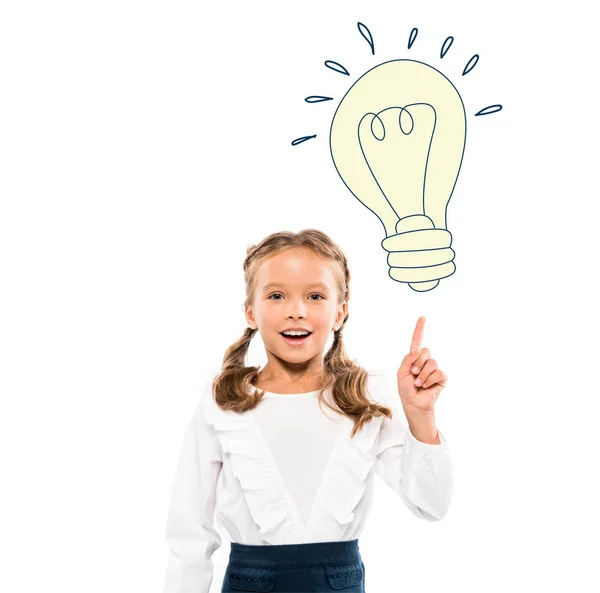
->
xmin=334 ymin=301 xmax=347 ymax=330
xmin=245 ymin=305 xmax=257 ymax=330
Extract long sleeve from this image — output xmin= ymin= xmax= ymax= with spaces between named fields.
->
xmin=373 ymin=371 xmax=454 ymax=521
xmin=162 ymin=388 xmax=223 ymax=593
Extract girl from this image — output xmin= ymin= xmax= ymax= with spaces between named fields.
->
xmin=162 ymin=229 xmax=453 ymax=593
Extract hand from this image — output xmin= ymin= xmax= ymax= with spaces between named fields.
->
xmin=396 ymin=316 xmax=448 ymax=413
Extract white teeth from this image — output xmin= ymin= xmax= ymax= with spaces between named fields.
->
xmin=282 ymin=331 xmax=309 ymax=336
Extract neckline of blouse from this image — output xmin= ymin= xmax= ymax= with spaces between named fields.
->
xmin=249 ymin=384 xmax=320 ymax=398
xmin=255 ymin=389 xmax=319 ymax=398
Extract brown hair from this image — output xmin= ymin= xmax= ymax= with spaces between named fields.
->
xmin=211 ymin=229 xmax=392 ymax=438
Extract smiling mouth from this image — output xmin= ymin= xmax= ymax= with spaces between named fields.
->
xmin=280 ymin=332 xmax=312 ymax=343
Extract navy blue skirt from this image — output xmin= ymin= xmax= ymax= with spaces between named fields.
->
xmin=221 ymin=539 xmax=365 ymax=592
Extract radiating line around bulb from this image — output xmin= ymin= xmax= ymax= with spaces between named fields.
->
xmin=475 ymin=105 xmax=502 ymax=116
xmin=440 ymin=36 xmax=454 ymax=58
xmin=462 ymin=54 xmax=479 ymax=76
xmin=357 ymin=22 xmax=375 ymax=55
xmin=305 ymin=96 xmax=334 ymax=103
xmin=408 ymin=28 xmax=419 ymax=49
xmin=291 ymin=135 xmax=317 ymax=145
xmin=324 ymin=60 xmax=350 ymax=76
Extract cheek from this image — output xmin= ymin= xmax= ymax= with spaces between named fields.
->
xmin=257 ymin=305 xmax=277 ymax=325
xmin=312 ymin=308 xmax=337 ymax=331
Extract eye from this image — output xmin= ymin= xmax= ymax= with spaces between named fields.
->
xmin=268 ymin=293 xmax=324 ymax=301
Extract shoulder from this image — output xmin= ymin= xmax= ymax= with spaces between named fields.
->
xmin=193 ymin=367 xmax=220 ymax=424
xmin=365 ymin=368 xmax=390 ymax=404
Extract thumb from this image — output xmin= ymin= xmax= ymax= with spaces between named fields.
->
xmin=398 ymin=347 xmax=421 ymax=375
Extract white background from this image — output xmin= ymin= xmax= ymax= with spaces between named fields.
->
xmin=1 ymin=0 xmax=598 ymax=591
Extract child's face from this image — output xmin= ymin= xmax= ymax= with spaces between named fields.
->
xmin=245 ymin=248 xmax=346 ymax=367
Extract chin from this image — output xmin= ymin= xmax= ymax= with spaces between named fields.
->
xmin=279 ymin=350 xmax=316 ymax=361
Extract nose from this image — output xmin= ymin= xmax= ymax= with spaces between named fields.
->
xmin=285 ymin=297 xmax=308 ymax=319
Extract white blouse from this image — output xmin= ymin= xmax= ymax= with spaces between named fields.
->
xmin=161 ymin=370 xmax=454 ymax=593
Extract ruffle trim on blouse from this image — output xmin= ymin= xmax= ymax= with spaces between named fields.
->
xmin=306 ymin=373 xmax=386 ymax=542
xmin=203 ymin=372 xmax=388 ymax=544
xmin=203 ymin=392 xmax=305 ymax=544
xmin=306 ymin=416 xmax=384 ymax=541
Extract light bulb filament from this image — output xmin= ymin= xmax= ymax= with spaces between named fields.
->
xmin=358 ymin=104 xmax=435 ymax=221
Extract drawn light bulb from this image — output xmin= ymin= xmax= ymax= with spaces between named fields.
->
xmin=330 ymin=59 xmax=466 ymax=292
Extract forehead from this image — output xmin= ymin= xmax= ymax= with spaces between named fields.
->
xmin=256 ymin=248 xmax=336 ymax=289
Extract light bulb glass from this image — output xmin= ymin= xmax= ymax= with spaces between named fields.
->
xmin=330 ymin=59 xmax=466 ymax=291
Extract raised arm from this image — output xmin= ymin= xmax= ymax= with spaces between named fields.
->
xmin=373 ymin=372 xmax=454 ymax=521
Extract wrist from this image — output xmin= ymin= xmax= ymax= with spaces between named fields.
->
xmin=403 ymin=406 xmax=439 ymax=444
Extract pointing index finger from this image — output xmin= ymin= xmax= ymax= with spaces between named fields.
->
xmin=410 ymin=316 xmax=426 ymax=353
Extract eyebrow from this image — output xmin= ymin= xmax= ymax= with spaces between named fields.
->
xmin=262 ymin=282 xmax=330 ymax=292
